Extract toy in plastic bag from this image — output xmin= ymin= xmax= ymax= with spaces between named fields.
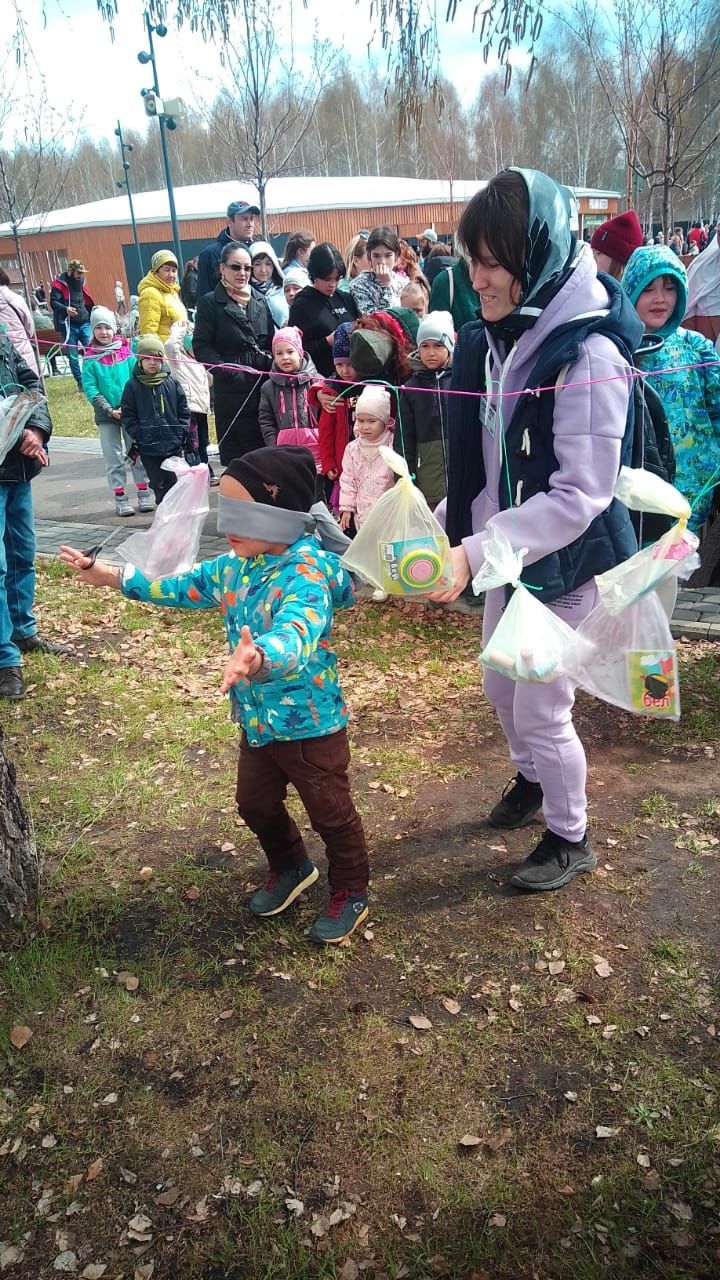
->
xmin=595 ymin=467 xmax=699 ymax=613
xmin=117 ymin=459 xmax=210 ymax=579
xmin=340 ymin=447 xmax=453 ymax=595
xmin=481 ymin=582 xmax=594 ymax=683
xmin=0 ymin=390 xmax=45 ymax=465
xmin=570 ymin=590 xmax=679 ymax=719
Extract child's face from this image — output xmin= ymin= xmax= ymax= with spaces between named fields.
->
xmin=219 ymin=476 xmax=288 ymax=558
xmin=334 ymin=358 xmax=357 ymax=382
xmin=252 ymin=255 xmax=274 ymax=282
xmin=355 ymin=412 xmax=387 ymax=442
xmin=402 ymin=291 xmax=428 ymax=318
xmin=139 ymin=355 xmax=163 ymax=374
xmin=93 ymin=324 xmax=115 ymax=346
xmin=635 ymin=276 xmax=678 ymax=331
xmin=419 ymin=339 xmax=450 ymax=371
xmin=284 ymin=282 xmax=302 ymax=305
xmin=370 ymin=246 xmax=398 ymax=273
xmin=273 ymin=341 xmax=302 ymax=373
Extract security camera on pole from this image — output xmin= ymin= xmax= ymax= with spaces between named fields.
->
xmin=138 ymin=12 xmax=184 ymax=270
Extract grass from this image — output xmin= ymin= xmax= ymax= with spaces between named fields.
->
xmin=0 ymin=564 xmax=719 ymax=1278
xmin=45 ymin=375 xmax=220 ymax=444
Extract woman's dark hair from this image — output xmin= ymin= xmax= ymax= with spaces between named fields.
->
xmin=427 ymin=242 xmax=449 ymax=260
xmin=0 ymin=267 xmax=10 ymax=287
xmin=220 ymin=241 xmax=251 ymax=265
xmin=308 ymin=242 xmax=345 ymax=282
xmin=281 ymin=229 xmax=315 ymax=268
xmin=457 ymin=171 xmax=528 ymax=281
xmin=367 ymin=226 xmax=402 ymax=258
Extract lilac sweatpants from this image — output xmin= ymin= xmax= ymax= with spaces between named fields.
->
xmin=481 ymin=582 xmax=598 ymax=841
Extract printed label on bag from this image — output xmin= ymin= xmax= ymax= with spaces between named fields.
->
xmin=378 ymin=535 xmax=452 ymax=595
xmin=627 ymin=649 xmax=678 ymax=717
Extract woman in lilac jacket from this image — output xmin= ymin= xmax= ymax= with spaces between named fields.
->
xmin=0 ymin=270 xmax=39 ymax=373
xmin=434 ymin=168 xmax=642 ymax=894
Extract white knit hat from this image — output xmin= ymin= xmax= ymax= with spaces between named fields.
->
xmin=355 ymin=384 xmax=392 ymax=422
xmin=90 ymin=305 xmax=118 ymax=334
xmin=417 ymin=310 xmax=455 ymax=354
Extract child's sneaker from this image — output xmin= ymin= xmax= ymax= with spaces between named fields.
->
xmin=115 ymin=492 xmax=134 ymax=517
xmin=249 ymin=859 xmax=318 ymax=917
xmin=309 ymin=889 xmax=369 ymax=944
xmin=137 ymin=488 xmax=155 ymax=513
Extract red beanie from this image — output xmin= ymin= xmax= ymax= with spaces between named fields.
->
xmin=590 ymin=210 xmax=643 ymax=265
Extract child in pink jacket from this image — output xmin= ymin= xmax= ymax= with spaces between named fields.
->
xmin=339 ymin=385 xmax=395 ymax=530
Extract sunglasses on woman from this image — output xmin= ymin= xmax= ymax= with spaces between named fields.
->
xmin=225 ymin=262 xmax=250 ymax=273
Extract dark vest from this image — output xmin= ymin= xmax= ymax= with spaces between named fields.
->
xmin=446 ymin=292 xmax=641 ymax=603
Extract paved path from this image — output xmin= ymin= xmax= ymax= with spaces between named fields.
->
xmin=35 ymin=438 xmax=720 ymax=640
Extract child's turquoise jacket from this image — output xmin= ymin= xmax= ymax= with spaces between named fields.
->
xmin=121 ymin=536 xmax=354 ymax=746
xmin=623 ymin=246 xmax=720 ymax=530
xmin=81 ymin=339 xmax=134 ymax=424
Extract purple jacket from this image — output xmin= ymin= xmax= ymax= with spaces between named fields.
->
xmin=453 ymin=248 xmax=634 ymax=581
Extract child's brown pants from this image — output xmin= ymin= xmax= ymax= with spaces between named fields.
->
xmin=235 ymin=728 xmax=369 ymax=892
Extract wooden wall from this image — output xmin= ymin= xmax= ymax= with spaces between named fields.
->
xmin=0 ymin=194 xmax=619 ymax=308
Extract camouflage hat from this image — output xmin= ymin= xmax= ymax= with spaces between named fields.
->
xmin=67 ymin=259 xmax=86 ymax=273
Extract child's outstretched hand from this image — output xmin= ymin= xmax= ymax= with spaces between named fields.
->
xmin=221 ymin=625 xmax=263 ymax=693
xmin=59 ymin=545 xmax=120 ymax=589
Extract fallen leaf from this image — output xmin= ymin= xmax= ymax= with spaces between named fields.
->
xmin=137 ymin=866 xmax=153 ymax=881
xmin=484 ymin=1128 xmax=513 ymax=1151
xmin=363 ymin=928 xmax=374 ymax=941
xmin=458 ymin=1134 xmax=483 ymax=1148
xmin=100 ymin=1093 xmax=117 ymax=1106
xmin=155 ymin=1185 xmax=180 ymax=1206
xmin=220 ymin=841 xmax=235 ymax=853
xmin=488 ymin=1212 xmax=507 ymax=1228
xmin=185 ymin=884 xmax=200 ymax=901
xmin=134 ymin=1266 xmax=155 ymax=1280
xmin=340 ymin=1262 xmax=360 ymax=1280
xmin=669 ymin=1201 xmax=693 ymax=1222
xmin=671 ymin=1230 xmax=694 ymax=1248
xmin=441 ymin=997 xmax=461 ymax=1016
xmin=564 ymin=1091 xmax=578 ymax=1103
xmin=636 ymin=1152 xmax=651 ymax=1169
xmin=408 ymin=1015 xmax=433 ymax=1031
xmin=117 ymin=972 xmax=139 ymax=992
xmin=41 ymin=1134 xmax=58 ymax=1149
xmin=593 ymin=957 xmax=614 ymax=979
xmin=548 ymin=960 xmax=566 ymax=976
xmin=508 ymin=998 xmax=522 ymax=1012
xmin=0 ymin=1247 xmax=25 ymax=1270
xmin=217 ymin=1009 xmax=234 ymax=1021
xmin=595 ymin=1125 xmax=620 ymax=1139
xmin=285 ymin=1197 xmax=304 ymax=1216
xmin=53 ymin=1254 xmax=78 ymax=1273
xmin=9 ymin=1025 xmax=33 ymax=1050
xmin=80 ymin=1268 xmax=107 ymax=1280
xmin=120 ymin=1167 xmax=137 ymax=1184
xmin=642 ymin=1169 xmax=662 ymax=1192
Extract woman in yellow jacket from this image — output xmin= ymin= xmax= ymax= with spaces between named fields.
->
xmin=138 ymin=250 xmax=187 ymax=341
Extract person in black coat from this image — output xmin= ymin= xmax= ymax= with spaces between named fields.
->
xmin=120 ymin=334 xmax=191 ymax=504
xmin=0 ymin=336 xmax=69 ymax=700
xmin=180 ymin=258 xmax=199 ymax=312
xmin=288 ymin=243 xmax=358 ymax=378
xmin=196 ymin=201 xmax=261 ymax=297
xmin=193 ymin=242 xmax=274 ymax=464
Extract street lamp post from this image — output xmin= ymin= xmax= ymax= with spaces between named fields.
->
xmin=114 ymin=121 xmax=144 ymax=287
xmin=138 ymin=12 xmax=183 ymax=270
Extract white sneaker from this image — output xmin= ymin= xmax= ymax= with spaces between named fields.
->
xmin=136 ymin=488 xmax=155 ymax=513
xmin=372 ymin=588 xmax=388 ymax=602
xmin=115 ymin=493 xmax=134 ymax=517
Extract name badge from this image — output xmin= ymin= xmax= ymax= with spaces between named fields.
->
xmin=481 ymin=399 xmax=497 ymax=438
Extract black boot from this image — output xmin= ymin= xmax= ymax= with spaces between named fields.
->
xmin=15 ymin=635 xmax=72 ymax=656
xmin=0 ymin=667 xmax=25 ymax=699
xmin=489 ymin=773 xmax=543 ymax=828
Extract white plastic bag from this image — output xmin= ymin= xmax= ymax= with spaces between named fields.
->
xmin=471 ymin=525 xmax=527 ymax=595
xmin=613 ymin=466 xmax=692 ymax=521
xmin=595 ymin=521 xmax=699 ymax=614
xmin=571 ymin=591 xmax=679 ymax=719
xmin=0 ymin=390 xmax=45 ymax=465
xmin=117 ymin=459 xmax=210 ymax=579
xmin=340 ymin=447 xmax=453 ymax=595
xmin=481 ymin=583 xmax=593 ymax=683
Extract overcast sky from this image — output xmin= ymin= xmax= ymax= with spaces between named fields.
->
xmin=9 ymin=0 xmax=527 ymax=146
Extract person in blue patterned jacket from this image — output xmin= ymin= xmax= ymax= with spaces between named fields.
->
xmin=60 ymin=446 xmax=370 ymax=944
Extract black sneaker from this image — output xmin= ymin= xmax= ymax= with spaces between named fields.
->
xmin=16 ymin=635 xmax=72 ymax=656
xmin=489 ymin=773 xmax=543 ymax=828
xmin=0 ymin=666 xmax=25 ymax=699
xmin=509 ymin=829 xmax=597 ymax=892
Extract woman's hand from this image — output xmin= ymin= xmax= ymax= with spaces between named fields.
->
xmin=59 ymin=545 xmax=121 ymax=589
xmin=221 ymin=625 xmax=262 ymax=693
xmin=20 ymin=427 xmax=48 ymax=466
xmin=427 ymin=544 xmax=472 ymax=602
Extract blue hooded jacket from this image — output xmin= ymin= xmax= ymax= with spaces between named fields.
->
xmin=623 ymin=245 xmax=720 ymax=530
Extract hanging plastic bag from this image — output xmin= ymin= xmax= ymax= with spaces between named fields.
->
xmin=571 ymin=591 xmax=679 ymax=720
xmin=117 ymin=459 xmax=210 ymax=579
xmin=481 ymin=583 xmax=593 ymax=683
xmin=471 ymin=525 xmax=527 ymax=595
xmin=613 ymin=466 xmax=692 ymax=521
xmin=595 ymin=521 xmax=699 ymax=614
xmin=0 ymin=390 xmax=45 ymax=465
xmin=340 ymin=447 xmax=453 ymax=595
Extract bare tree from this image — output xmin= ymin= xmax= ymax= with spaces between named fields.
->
xmin=0 ymin=731 xmax=39 ymax=929
xmin=575 ymin=0 xmax=720 ymax=231
xmin=200 ymin=0 xmax=339 ymax=234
